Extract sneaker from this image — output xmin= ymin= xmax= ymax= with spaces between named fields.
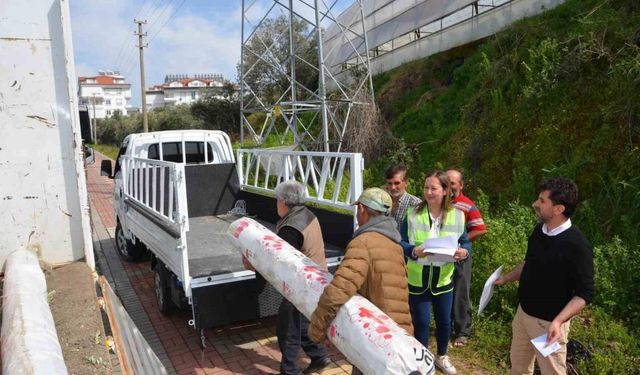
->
xmin=302 ymin=357 xmax=332 ymax=374
xmin=434 ymin=355 xmax=457 ymax=375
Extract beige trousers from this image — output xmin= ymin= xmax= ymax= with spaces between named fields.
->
xmin=510 ymin=305 xmax=571 ymax=375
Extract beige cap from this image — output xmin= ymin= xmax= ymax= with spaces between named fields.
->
xmin=352 ymin=187 xmax=392 ymax=214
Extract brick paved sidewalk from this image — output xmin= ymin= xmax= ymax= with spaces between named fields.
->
xmin=87 ymin=151 xmax=351 ymax=375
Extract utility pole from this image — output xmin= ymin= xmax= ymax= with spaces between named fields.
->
xmin=91 ymin=93 xmax=98 ymax=144
xmin=135 ymin=19 xmax=149 ymax=132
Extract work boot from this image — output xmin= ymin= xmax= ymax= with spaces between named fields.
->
xmin=302 ymin=357 xmax=332 ymax=374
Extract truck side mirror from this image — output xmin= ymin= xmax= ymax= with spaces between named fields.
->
xmin=84 ymin=146 xmax=95 ymax=165
xmin=100 ymin=159 xmax=113 ymax=178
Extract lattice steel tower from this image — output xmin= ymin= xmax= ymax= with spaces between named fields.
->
xmin=240 ymin=0 xmax=375 ymax=152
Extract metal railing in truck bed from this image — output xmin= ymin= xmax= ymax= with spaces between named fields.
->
xmin=121 ymin=155 xmax=190 ymax=233
xmin=237 ymin=149 xmax=363 ymax=216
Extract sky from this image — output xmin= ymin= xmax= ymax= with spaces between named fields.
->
xmin=70 ymin=0 xmax=352 ymax=107
xmin=71 ymin=0 xmax=243 ymax=107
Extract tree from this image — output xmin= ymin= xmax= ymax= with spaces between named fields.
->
xmin=240 ymin=15 xmax=319 ymax=107
xmin=222 ymin=82 xmax=237 ymax=100
xmin=149 ymin=106 xmax=203 ymax=131
xmin=190 ymin=94 xmax=240 ymax=137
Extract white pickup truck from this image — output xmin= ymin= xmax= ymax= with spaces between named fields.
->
xmin=100 ymin=129 xmax=363 ymax=347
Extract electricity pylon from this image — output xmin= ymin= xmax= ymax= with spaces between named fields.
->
xmin=240 ymin=0 xmax=375 ymax=152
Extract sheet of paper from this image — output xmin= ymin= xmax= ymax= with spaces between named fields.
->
xmin=530 ymin=334 xmax=561 ymax=357
xmin=416 ymin=235 xmax=458 ymax=264
xmin=423 ymin=235 xmax=458 ymax=252
xmin=477 ymin=265 xmax=503 ymax=315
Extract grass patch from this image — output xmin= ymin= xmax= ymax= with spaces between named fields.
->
xmin=91 ymin=144 xmax=119 ymax=161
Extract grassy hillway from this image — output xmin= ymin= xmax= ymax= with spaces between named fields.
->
xmin=365 ymin=0 xmax=640 ymax=373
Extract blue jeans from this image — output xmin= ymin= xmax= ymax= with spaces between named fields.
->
xmin=410 ymin=289 xmax=454 ymax=356
xmin=277 ymin=299 xmax=328 ymax=375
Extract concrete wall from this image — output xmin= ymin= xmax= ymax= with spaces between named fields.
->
xmin=0 ymin=0 xmax=93 ymax=270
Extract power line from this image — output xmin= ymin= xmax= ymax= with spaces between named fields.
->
xmin=112 ymin=30 xmax=136 ymax=71
xmin=111 ymin=0 xmax=151 ymax=70
xmin=119 ymin=0 xmax=173 ymax=74
xmin=144 ymin=0 xmax=176 ymax=38
xmin=121 ymin=0 xmax=186 ymax=94
xmin=114 ymin=0 xmax=171 ymax=73
xmin=147 ymin=0 xmax=186 ymax=44
xmin=133 ymin=0 xmax=153 ymax=20
xmin=118 ymin=1 xmax=168 ymax=76
xmin=120 ymin=41 xmax=141 ymax=78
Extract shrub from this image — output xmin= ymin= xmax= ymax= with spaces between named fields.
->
xmin=592 ymin=237 xmax=640 ymax=326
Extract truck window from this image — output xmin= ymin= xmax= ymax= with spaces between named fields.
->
xmin=147 ymin=142 xmax=215 ymax=164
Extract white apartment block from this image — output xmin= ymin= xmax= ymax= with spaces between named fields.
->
xmin=78 ymin=70 xmax=132 ymax=118
xmin=146 ymin=74 xmax=233 ymax=110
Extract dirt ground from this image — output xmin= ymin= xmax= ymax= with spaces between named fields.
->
xmin=46 ymin=261 xmax=113 ymax=374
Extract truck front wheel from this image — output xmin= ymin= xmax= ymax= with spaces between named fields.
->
xmin=115 ymin=222 xmax=145 ymax=262
xmin=154 ymin=263 xmax=174 ymax=315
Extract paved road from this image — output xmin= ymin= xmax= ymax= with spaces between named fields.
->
xmin=86 ymin=152 xmax=351 ymax=375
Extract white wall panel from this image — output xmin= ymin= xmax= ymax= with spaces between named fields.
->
xmin=0 ymin=0 xmax=93 ymax=269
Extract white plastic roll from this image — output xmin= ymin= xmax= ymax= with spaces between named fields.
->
xmin=227 ymin=217 xmax=435 ymax=375
xmin=1 ymin=250 xmax=68 ymax=375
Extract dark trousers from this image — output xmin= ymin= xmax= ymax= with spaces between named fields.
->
xmin=410 ymin=289 xmax=453 ymax=356
xmin=277 ymin=299 xmax=328 ymax=375
xmin=452 ymin=257 xmax=472 ymax=338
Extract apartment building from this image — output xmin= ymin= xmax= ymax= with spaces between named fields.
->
xmin=146 ymin=74 xmax=234 ymax=110
xmin=78 ymin=70 xmax=132 ymax=118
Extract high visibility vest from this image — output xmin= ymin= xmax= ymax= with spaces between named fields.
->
xmin=406 ymin=206 xmax=465 ymax=295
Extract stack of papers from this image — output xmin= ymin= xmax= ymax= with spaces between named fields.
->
xmin=416 ymin=235 xmax=458 ymax=264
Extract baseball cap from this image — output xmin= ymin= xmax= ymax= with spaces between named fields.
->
xmin=352 ymin=187 xmax=392 ymax=214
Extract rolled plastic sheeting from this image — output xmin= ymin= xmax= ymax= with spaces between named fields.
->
xmin=227 ymin=217 xmax=435 ymax=375
xmin=1 ymin=250 xmax=68 ymax=375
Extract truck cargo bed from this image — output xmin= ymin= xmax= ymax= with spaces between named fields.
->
xmin=187 ymin=214 xmax=345 ymax=279
xmin=186 ymin=214 xmax=244 ymax=278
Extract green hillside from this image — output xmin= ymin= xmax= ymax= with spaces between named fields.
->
xmin=367 ymin=0 xmax=640 ymax=372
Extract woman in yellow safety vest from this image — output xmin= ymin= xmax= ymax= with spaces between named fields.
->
xmin=400 ymin=170 xmax=469 ymax=375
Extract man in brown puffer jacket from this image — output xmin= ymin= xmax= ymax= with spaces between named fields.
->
xmin=308 ymin=188 xmax=414 ymax=374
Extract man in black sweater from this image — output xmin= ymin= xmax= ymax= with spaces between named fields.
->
xmin=495 ymin=177 xmax=594 ymax=374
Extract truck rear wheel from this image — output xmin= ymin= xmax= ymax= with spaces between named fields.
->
xmin=154 ymin=263 xmax=174 ymax=315
xmin=115 ymin=222 xmax=145 ymax=262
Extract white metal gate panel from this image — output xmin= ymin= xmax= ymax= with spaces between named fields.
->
xmin=237 ymin=149 xmax=363 ymax=218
